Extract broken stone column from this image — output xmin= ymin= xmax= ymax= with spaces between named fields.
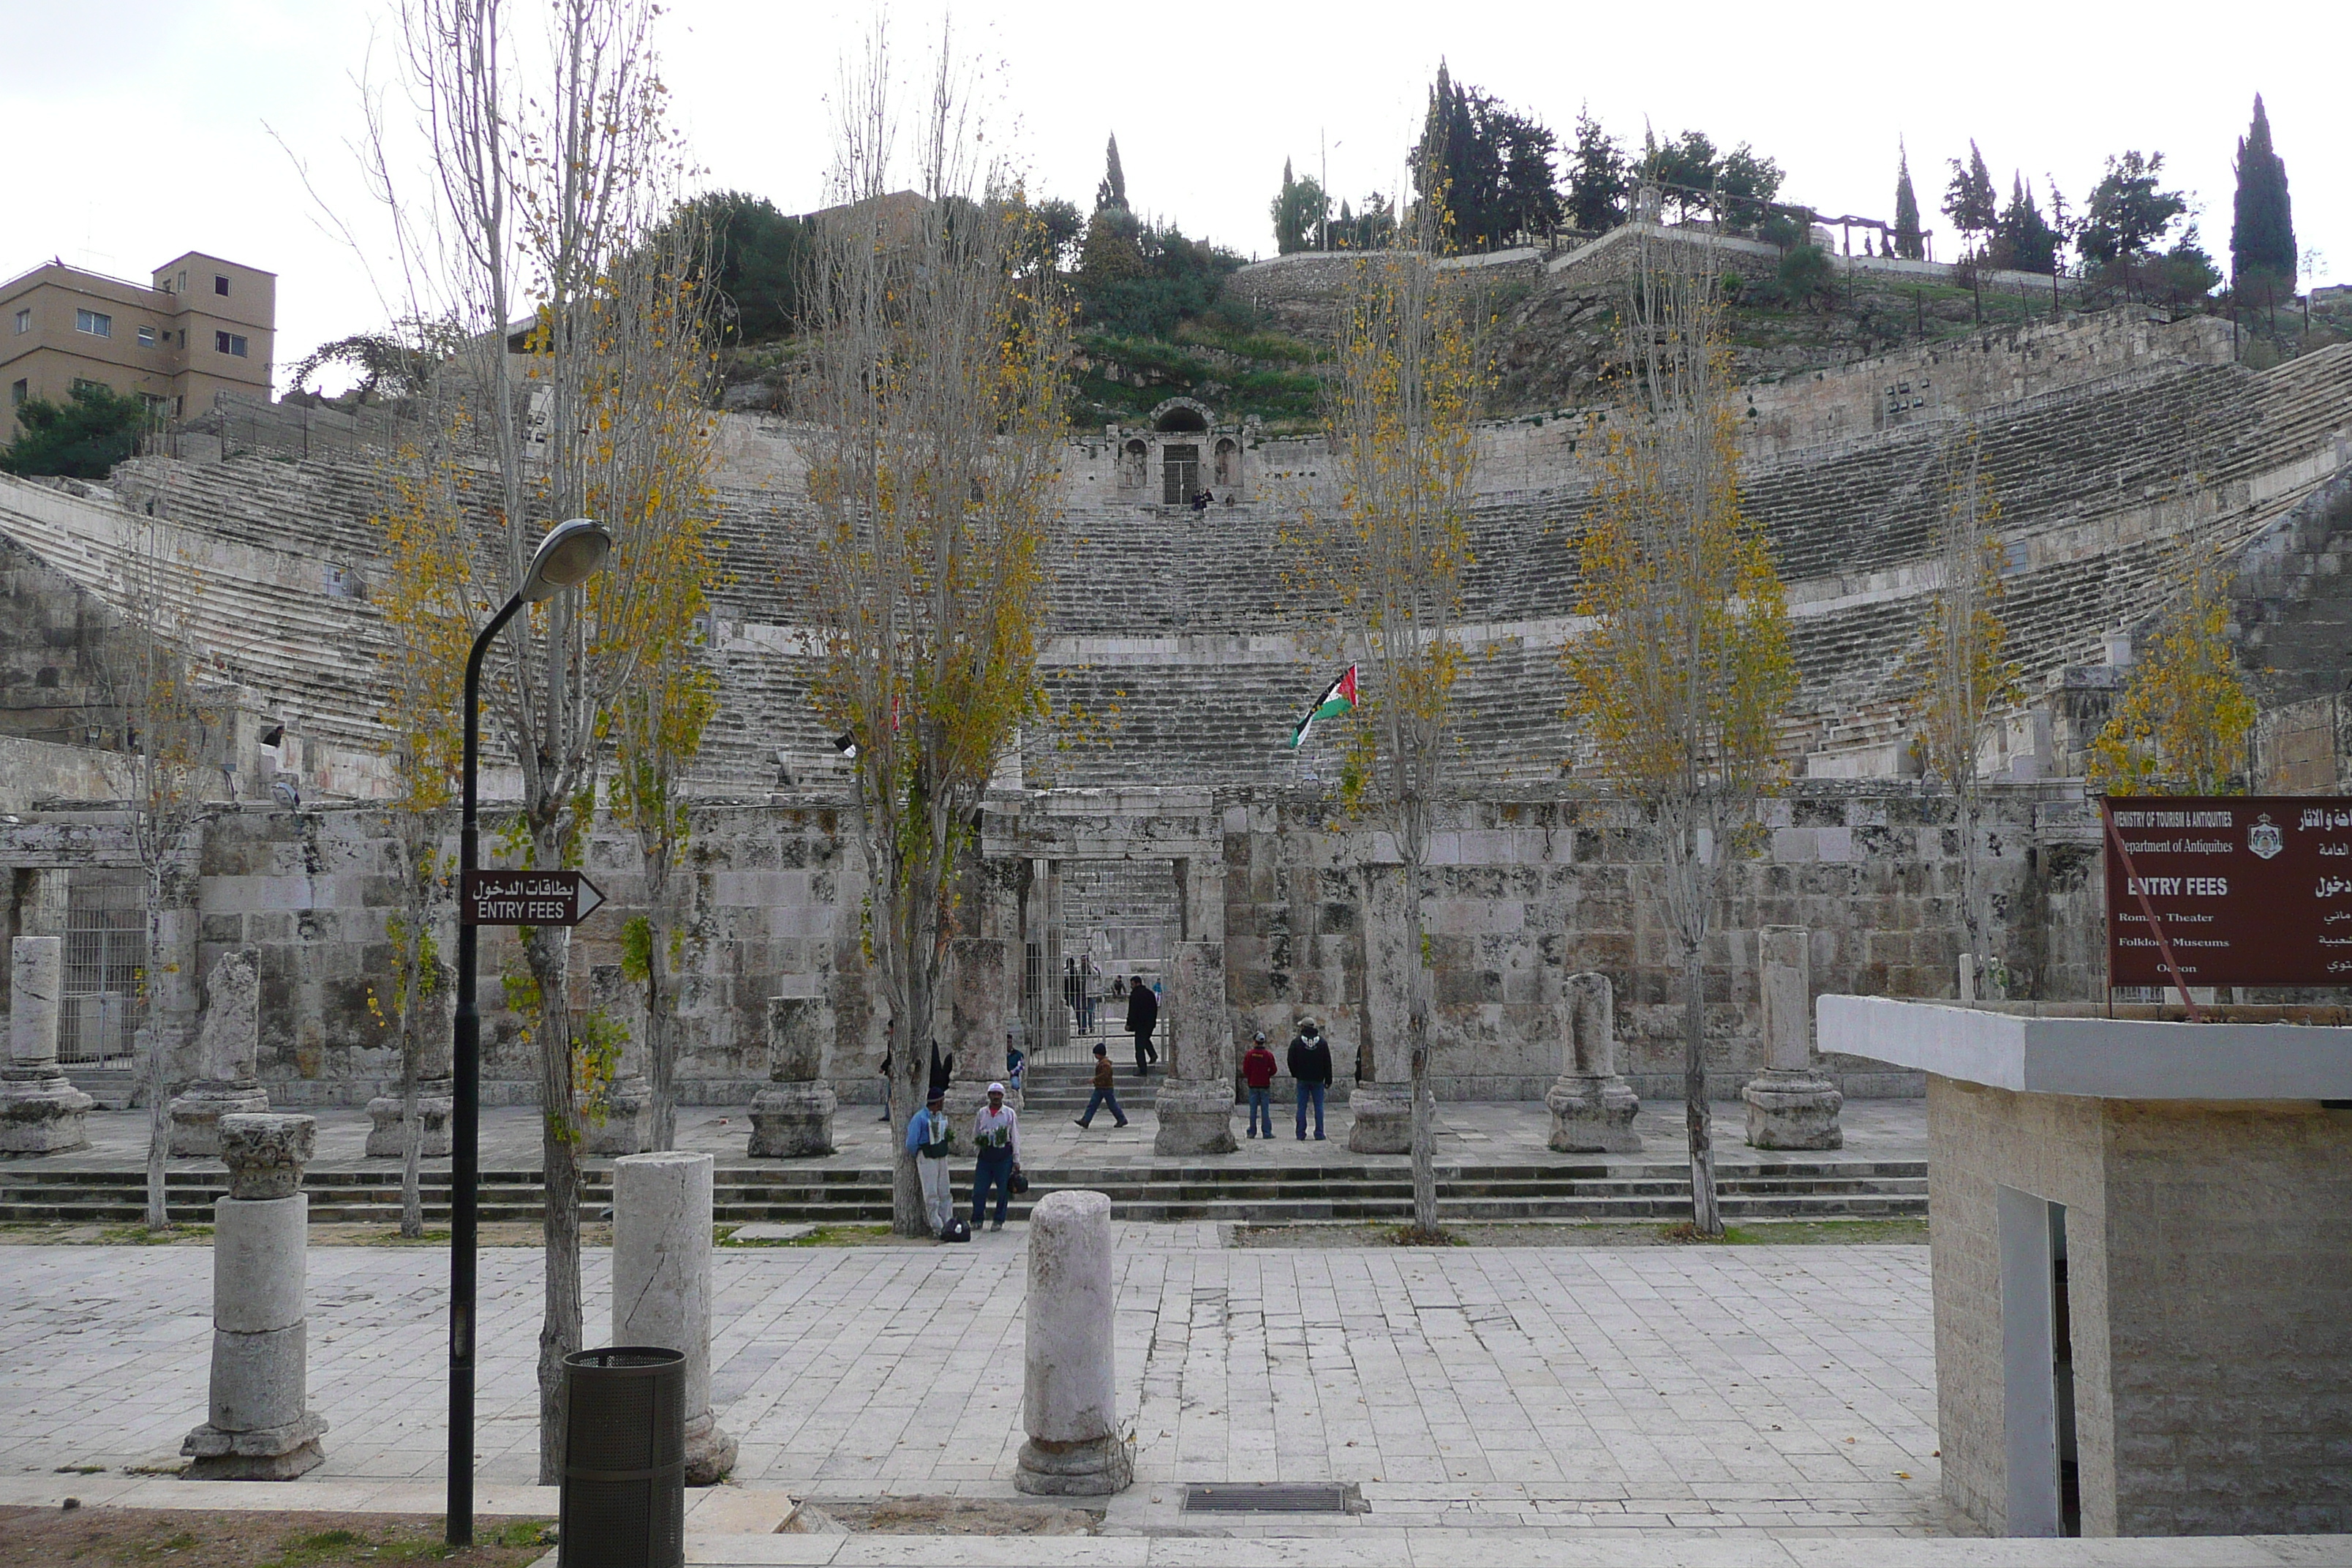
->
xmin=1015 ymin=1189 xmax=1131 ymax=1496
xmin=363 ymin=960 xmax=454 ymax=1159
xmin=0 ymin=936 xmax=93 ymax=1153
xmin=168 ymin=948 xmax=270 ymax=1158
xmin=748 ymin=995 xmax=837 ymax=1157
xmin=1546 ymin=970 xmax=1640 ymax=1153
xmin=183 ymin=1114 xmax=327 ymax=1479
xmin=1347 ymin=866 xmax=1413 ymax=1155
xmin=1152 ymin=941 xmax=1236 ymax=1156
xmin=612 ymin=1150 xmax=737 ymax=1485
xmin=1743 ymin=926 xmax=1844 ymax=1150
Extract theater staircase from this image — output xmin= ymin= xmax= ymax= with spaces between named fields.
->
xmin=0 ymin=1067 xmax=1924 ymax=1229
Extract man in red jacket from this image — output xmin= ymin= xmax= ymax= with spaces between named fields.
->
xmin=1240 ymin=1031 xmax=1278 ymax=1139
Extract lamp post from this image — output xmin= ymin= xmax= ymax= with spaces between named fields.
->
xmin=448 ymin=518 xmax=611 ymax=1547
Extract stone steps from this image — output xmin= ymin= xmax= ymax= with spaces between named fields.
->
xmin=0 ymin=1156 xmax=1927 ymax=1226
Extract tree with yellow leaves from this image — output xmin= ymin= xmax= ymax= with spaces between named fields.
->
xmin=1565 ymin=229 xmax=1796 ymax=1238
xmin=800 ymin=29 xmax=1071 ymax=1237
xmin=374 ymin=0 xmax=721 ymax=1480
xmin=371 ymin=391 xmax=472 ymax=1239
xmin=2088 ymin=547 xmax=2255 ymax=795
xmin=1301 ymin=233 xmax=1481 ymax=1238
xmin=1907 ymin=432 xmax=2021 ymax=975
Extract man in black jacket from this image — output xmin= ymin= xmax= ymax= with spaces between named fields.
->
xmin=1126 ymin=975 xmax=1158 ymax=1075
xmin=1286 ymin=1016 xmax=1333 ymax=1140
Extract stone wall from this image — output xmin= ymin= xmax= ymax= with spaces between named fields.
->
xmin=1221 ymin=786 xmax=2102 ymax=1101
xmin=1927 ymin=1077 xmax=2352 ymax=1536
xmin=0 ymin=780 xmax=2110 ymax=1107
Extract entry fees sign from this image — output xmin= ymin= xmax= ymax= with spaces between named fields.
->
xmin=2104 ymin=795 xmax=2352 ymax=987
xmin=461 ymin=870 xmax=606 ymax=927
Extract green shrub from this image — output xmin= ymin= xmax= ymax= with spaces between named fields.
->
xmin=1 ymin=382 xmax=151 ymax=479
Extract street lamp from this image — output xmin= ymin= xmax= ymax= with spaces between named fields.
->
xmin=447 ymin=517 xmax=611 ymax=1547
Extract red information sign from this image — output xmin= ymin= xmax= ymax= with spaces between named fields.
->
xmin=2103 ymin=795 xmax=2352 ymax=987
xmin=460 ymin=870 xmax=607 ymax=928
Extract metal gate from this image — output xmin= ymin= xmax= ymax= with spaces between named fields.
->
xmin=62 ymin=877 xmax=144 ymax=1063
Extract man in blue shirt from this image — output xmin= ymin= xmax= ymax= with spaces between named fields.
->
xmin=905 ymin=1089 xmax=954 ymax=1235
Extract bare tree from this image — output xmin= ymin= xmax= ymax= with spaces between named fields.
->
xmin=1907 ymin=432 xmax=2020 ymax=984
xmin=380 ymin=0 xmax=718 ymax=1479
xmin=1566 ymin=228 xmax=1796 ymax=1238
xmin=100 ymin=505 xmax=211 ymax=1232
xmin=1300 ymin=237 xmax=1480 ymax=1239
xmin=800 ymin=27 xmax=1071 ymax=1236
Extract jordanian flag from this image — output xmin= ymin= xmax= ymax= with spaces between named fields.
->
xmin=1289 ymin=666 xmax=1358 ymax=749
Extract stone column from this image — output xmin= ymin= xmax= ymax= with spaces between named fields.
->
xmin=364 ymin=959 xmax=454 ymax=1158
xmin=612 ymin=1150 xmax=737 ymax=1485
xmin=1014 ymin=1189 xmax=1131 ymax=1496
xmin=945 ymin=936 xmax=1014 ymax=1131
xmin=182 ymin=1114 xmax=327 ymax=1479
xmin=1742 ymin=926 xmax=1844 ymax=1150
xmin=586 ymin=962 xmax=655 ymax=1156
xmin=1151 ymin=940 xmax=1235 ymax=1155
xmin=1347 ymin=864 xmax=1413 ymax=1154
xmin=748 ymin=995 xmax=837 ymax=1156
xmin=1546 ymin=970 xmax=1640 ymax=1153
xmin=0 ymin=936 xmax=94 ymax=1153
xmin=168 ymin=948 xmax=270 ymax=1158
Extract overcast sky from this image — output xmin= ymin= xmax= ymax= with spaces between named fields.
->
xmin=4 ymin=0 xmax=2340 ymax=393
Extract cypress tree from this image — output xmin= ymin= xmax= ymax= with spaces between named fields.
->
xmin=2230 ymin=94 xmax=2296 ymax=293
xmin=1893 ymin=141 xmax=1924 ymax=260
xmin=1096 ymin=134 xmax=1129 ymax=214
xmin=1943 ymin=140 xmax=1997 ymax=256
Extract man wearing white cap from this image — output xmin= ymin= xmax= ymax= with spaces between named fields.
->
xmin=970 ymin=1082 xmax=1023 ymax=1232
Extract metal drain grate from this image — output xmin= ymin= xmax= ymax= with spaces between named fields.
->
xmin=1183 ymin=1482 xmax=1357 ymax=1514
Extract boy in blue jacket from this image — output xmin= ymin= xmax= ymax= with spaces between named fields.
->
xmin=905 ymin=1090 xmax=954 ymax=1235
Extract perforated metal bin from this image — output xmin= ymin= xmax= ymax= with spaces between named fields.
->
xmin=558 ymin=1346 xmax=685 ymax=1568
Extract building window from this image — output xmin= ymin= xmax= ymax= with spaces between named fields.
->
xmin=214 ymin=275 xmax=230 ymax=297
xmin=216 ymin=331 xmax=248 ymax=358
xmin=137 ymin=325 xmax=157 ymax=347
xmin=71 ymin=378 xmax=108 ymax=396
xmin=75 ymin=309 xmax=113 ymax=339
xmin=10 ymin=309 xmax=26 ymax=335
xmin=140 ymin=393 xmax=169 ymax=421
xmin=176 ymin=271 xmax=187 ymax=294
xmin=9 ymin=380 xmax=25 ymax=407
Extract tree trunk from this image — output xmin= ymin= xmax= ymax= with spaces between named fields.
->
xmin=143 ymin=893 xmax=169 ymax=1230
xmin=525 ymin=922 xmax=584 ymax=1486
xmin=399 ymin=1002 xmax=423 ymax=1238
xmin=1683 ymin=946 xmax=1722 ymax=1237
xmin=891 ymin=962 xmax=938 ymax=1237
xmin=143 ymin=1030 xmax=170 ymax=1230
xmin=1405 ymin=879 xmax=1437 ymax=1236
xmin=647 ymin=908 xmax=676 ymax=1153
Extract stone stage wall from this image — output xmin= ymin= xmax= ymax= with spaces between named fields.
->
xmin=0 ymin=783 xmax=2100 ymax=1109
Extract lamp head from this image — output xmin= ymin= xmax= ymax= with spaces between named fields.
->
xmin=520 ymin=518 xmax=611 ymax=603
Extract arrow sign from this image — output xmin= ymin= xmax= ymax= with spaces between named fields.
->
xmin=461 ymin=870 xmax=607 ymax=927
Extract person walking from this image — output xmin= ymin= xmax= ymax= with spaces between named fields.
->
xmin=876 ymin=1049 xmax=894 ymax=1122
xmin=906 ymin=1089 xmax=954 ymax=1236
xmin=1126 ymin=973 xmax=1159 ymax=1075
xmin=1287 ymin=1016 xmax=1333 ymax=1141
xmin=1240 ymin=1030 xmax=1278 ymax=1139
xmin=1074 ymin=1042 xmax=1128 ymax=1129
xmin=970 ymin=1082 xmax=1022 ymax=1232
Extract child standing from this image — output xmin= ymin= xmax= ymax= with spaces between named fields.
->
xmin=1240 ymin=1031 xmax=1278 ymax=1139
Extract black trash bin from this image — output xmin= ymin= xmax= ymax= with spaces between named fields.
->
xmin=559 ymin=1346 xmax=685 ymax=1568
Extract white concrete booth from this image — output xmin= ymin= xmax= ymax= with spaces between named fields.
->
xmin=1821 ymin=996 xmax=2352 ymax=1539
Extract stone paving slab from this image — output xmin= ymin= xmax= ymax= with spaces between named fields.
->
xmin=644 ymin=1537 xmax=2352 ymax=1567
xmin=1 ymin=1226 xmax=1940 ymax=1534
xmin=19 ymin=1098 xmax=1929 ymax=1176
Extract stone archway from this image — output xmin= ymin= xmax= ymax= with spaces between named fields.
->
xmin=1148 ymin=396 xmax=1213 ymax=434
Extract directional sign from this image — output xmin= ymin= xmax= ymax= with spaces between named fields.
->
xmin=2104 ymin=795 xmax=2352 ymax=987
xmin=461 ymin=870 xmax=607 ymax=927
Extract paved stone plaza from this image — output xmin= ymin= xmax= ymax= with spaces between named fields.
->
xmin=0 ymin=1224 xmax=1940 ymax=1538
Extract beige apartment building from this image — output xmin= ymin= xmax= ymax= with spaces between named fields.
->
xmin=1 ymin=252 xmax=275 ymax=444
